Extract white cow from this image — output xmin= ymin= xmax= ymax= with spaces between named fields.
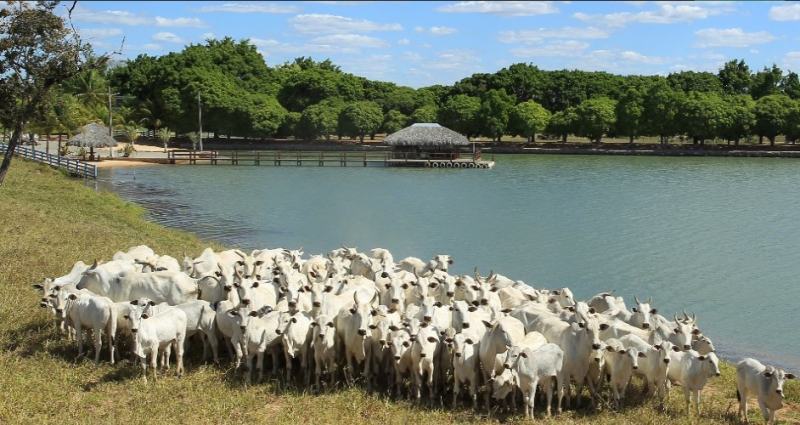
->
xmin=449 ymin=332 xmax=481 ymax=409
xmin=276 ymin=311 xmax=313 ymax=386
xmin=336 ymin=289 xmax=378 ymax=386
xmin=619 ymin=334 xmax=671 ymax=401
xmin=411 ymin=323 xmax=440 ymax=404
xmin=493 ymin=343 xmax=564 ymax=418
xmin=125 ymin=306 xmax=187 ymax=383
xmin=736 ymin=358 xmax=797 ymax=425
xmin=77 ymin=267 xmax=199 ymax=305
xmin=602 ymin=338 xmax=644 ymax=408
xmin=310 ymin=314 xmax=338 ymax=390
xmin=398 ymin=254 xmax=452 ymax=277
xmin=54 ymin=290 xmax=117 ymax=364
xmin=135 ymin=298 xmax=220 ymax=364
xmin=478 ymin=316 xmax=525 ymax=409
xmin=228 ymin=306 xmax=285 ymax=384
xmin=667 ymin=349 xmax=721 ymax=415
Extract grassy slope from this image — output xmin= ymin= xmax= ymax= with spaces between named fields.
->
xmin=0 ymin=160 xmax=797 ymax=424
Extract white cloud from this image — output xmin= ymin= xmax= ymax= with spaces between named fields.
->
xmin=153 ymin=32 xmax=184 ymax=44
xmin=289 ymin=14 xmax=402 ymax=34
xmin=617 ymin=50 xmax=666 ymax=64
xmin=72 ymin=7 xmax=205 ymax=28
xmin=574 ymin=2 xmax=732 ymax=28
xmin=80 ymin=28 xmax=123 ymax=39
xmin=308 ymin=33 xmax=388 ymax=49
xmin=415 ymin=26 xmax=457 ymax=35
xmin=499 ymin=27 xmax=609 ymax=44
xmin=397 ymin=38 xmax=410 ymax=45
xmin=510 ymin=40 xmax=590 ymax=57
xmin=198 ymin=2 xmax=299 ymax=13
xmin=438 ymin=1 xmax=557 ymax=16
xmin=769 ymin=4 xmax=800 ymax=21
xmin=154 ymin=16 xmax=205 ymax=28
xmin=783 ymin=51 xmax=800 ymax=70
xmin=424 ymin=50 xmax=479 ymax=69
xmin=694 ymin=28 xmax=775 ymax=48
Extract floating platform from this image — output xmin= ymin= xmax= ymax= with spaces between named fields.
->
xmin=167 ymin=150 xmax=494 ymax=169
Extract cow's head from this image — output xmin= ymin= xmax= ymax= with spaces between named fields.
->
xmin=631 ymin=296 xmax=656 ymax=330
xmin=763 ymin=366 xmax=797 ymax=399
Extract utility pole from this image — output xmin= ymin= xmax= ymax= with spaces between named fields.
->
xmin=197 ymin=91 xmax=203 ymax=151
xmin=108 ymin=85 xmax=113 ymax=158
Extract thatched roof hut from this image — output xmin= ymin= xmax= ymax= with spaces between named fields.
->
xmin=384 ymin=123 xmax=468 ymax=147
xmin=68 ymin=123 xmax=118 ymax=148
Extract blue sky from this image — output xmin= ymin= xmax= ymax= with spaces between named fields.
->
xmin=68 ymin=1 xmax=800 ymax=88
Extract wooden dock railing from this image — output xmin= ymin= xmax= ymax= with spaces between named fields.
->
xmin=1 ymin=143 xmax=97 ymax=179
xmin=167 ymin=150 xmax=486 ymax=167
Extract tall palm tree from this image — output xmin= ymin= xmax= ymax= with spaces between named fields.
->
xmin=71 ymin=69 xmax=108 ymax=109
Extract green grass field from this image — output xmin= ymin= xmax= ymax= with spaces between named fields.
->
xmin=0 ymin=159 xmax=797 ymax=424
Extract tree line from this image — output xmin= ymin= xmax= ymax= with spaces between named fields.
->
xmin=11 ymin=37 xmax=800 ymax=148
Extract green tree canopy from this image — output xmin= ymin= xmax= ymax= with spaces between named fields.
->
xmin=438 ymin=94 xmax=480 ymax=138
xmin=718 ymin=59 xmax=751 ymax=95
xmin=338 ymin=101 xmax=383 ymax=142
xmin=615 ymin=87 xmax=645 ymax=143
xmin=409 ymin=104 xmax=438 ymax=124
xmin=546 ymin=107 xmax=577 ymax=142
xmin=298 ymin=98 xmax=344 ymax=140
xmin=381 ymin=109 xmax=408 ymax=135
xmin=575 ymin=97 xmax=617 ymax=142
xmin=754 ymin=94 xmax=794 ymax=145
xmin=509 ymin=100 xmax=551 ymax=142
xmin=676 ymin=91 xmax=727 ymax=144
xmin=478 ymin=89 xmax=514 ymax=141
xmin=751 ymin=65 xmax=783 ymax=99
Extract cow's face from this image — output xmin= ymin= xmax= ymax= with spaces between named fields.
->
xmin=385 ymin=279 xmax=406 ymax=312
xmin=390 ymin=331 xmax=411 ymax=364
xmin=672 ymin=317 xmax=697 ymax=350
xmin=551 ymin=287 xmax=575 ymax=307
xmin=228 ymin=306 xmax=258 ymax=332
xmin=420 ymin=297 xmax=441 ymax=324
xmin=413 ymin=327 xmax=439 ymax=360
xmin=764 ymin=367 xmax=797 ymax=398
xmin=491 ymin=368 xmax=515 ymax=400
xmin=692 ymin=335 xmax=715 ymax=354
xmin=631 ymin=297 xmax=656 ymax=330
xmin=433 ymin=255 xmax=453 ymax=272
xmin=313 ymin=316 xmax=336 ymax=349
xmin=699 ymin=352 xmax=721 ymax=377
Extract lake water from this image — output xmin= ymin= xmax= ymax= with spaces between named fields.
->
xmin=96 ymin=155 xmax=800 ymax=369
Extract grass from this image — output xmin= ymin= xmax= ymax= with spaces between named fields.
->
xmin=0 ymin=159 xmax=798 ymax=424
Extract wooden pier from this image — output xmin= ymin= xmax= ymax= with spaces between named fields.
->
xmin=1 ymin=142 xmax=97 ymax=179
xmin=167 ymin=150 xmax=495 ymax=169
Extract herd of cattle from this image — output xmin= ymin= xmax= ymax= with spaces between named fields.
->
xmin=33 ymin=245 xmax=795 ymax=423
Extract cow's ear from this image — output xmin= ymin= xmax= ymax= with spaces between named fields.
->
xmin=349 ymin=308 xmax=356 ymax=315
xmin=692 ymin=329 xmax=700 ymax=335
xmin=551 ymin=290 xmax=561 ymax=295
xmin=599 ymin=323 xmax=609 ymax=330
xmin=449 ymin=306 xmax=454 ymax=311
xmin=141 ymin=313 xmax=149 ymax=319
xmin=68 ymin=293 xmax=77 ymax=300
xmin=490 ymin=286 xmax=498 ymax=292
xmin=251 ymin=281 xmax=259 ymax=288
xmin=618 ymin=350 xmax=626 ymax=355
xmin=548 ymin=298 xmax=557 ymax=304
xmin=464 ymin=338 xmax=474 ymax=345
xmin=567 ymin=306 xmax=576 ymax=312
xmin=468 ymin=306 xmax=477 ymax=312
xmin=248 ymin=311 xmax=258 ymax=317
xmin=385 ymin=283 xmax=391 ymax=289
xmin=401 ymin=284 xmax=408 ymax=289
xmin=698 ymin=355 xmax=707 ymax=361
xmin=123 ymin=315 xmax=130 ymax=320
xmin=290 ymin=317 xmax=297 ymax=323
xmin=519 ymin=351 xmax=527 ymax=358
xmin=427 ymin=336 xmax=437 ymax=343
xmin=481 ymin=320 xmax=492 ymax=328
xmin=228 ymin=310 xmax=239 ymax=316
xmin=130 ymin=300 xmax=139 ymax=305
xmin=588 ymin=307 xmax=596 ymax=314
xmin=653 ymin=344 xmax=662 ymax=350
xmin=368 ymin=324 xmax=377 ymax=330
xmin=606 ymin=345 xmax=615 ymax=352
xmin=311 ymin=322 xmax=318 ymax=327
xmin=785 ymin=373 xmax=796 ymax=380
xmin=638 ymin=352 xmax=647 ymax=358
xmin=501 ymin=308 xmax=512 ymax=314
xmin=631 ymin=307 xmax=638 ymax=312
xmin=255 ymin=260 xmax=264 ymax=266
xmin=650 ymin=308 xmax=658 ymax=314
xmin=402 ymin=341 xmax=410 ymax=348
xmin=434 ymin=302 xmax=442 ymax=308
xmin=389 ymin=325 xmax=399 ymax=332
xmin=32 ymin=284 xmax=44 ymax=290
xmin=148 ymin=300 xmax=156 ymax=306
xmin=763 ymin=370 xmax=774 ymax=377
xmin=671 ymin=346 xmax=681 ymax=352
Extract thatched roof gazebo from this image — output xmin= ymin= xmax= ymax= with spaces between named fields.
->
xmin=68 ymin=123 xmax=117 ymax=160
xmin=384 ymin=123 xmax=471 ymax=160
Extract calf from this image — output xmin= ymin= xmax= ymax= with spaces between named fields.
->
xmin=619 ymin=334 xmax=671 ymax=401
xmin=311 ymin=314 xmax=338 ymax=390
xmin=336 ymin=289 xmax=378 ymax=386
xmin=389 ymin=329 xmax=414 ymax=398
xmin=125 ymin=306 xmax=187 ymax=383
xmin=602 ymin=338 xmax=644 ymax=408
xmin=228 ymin=306 xmax=285 ymax=384
xmin=411 ymin=324 xmax=440 ymax=404
xmin=478 ymin=316 xmax=525 ymax=410
xmin=667 ymin=349 xmax=721 ymax=415
xmin=54 ymin=290 xmax=117 ymax=364
xmin=450 ymin=332 xmax=480 ymax=409
xmin=276 ymin=311 xmax=313 ymax=386
xmin=493 ymin=343 xmax=564 ymax=418
xmin=736 ymin=358 xmax=796 ymax=425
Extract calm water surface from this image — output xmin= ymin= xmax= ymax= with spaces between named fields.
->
xmin=96 ymin=155 xmax=800 ymax=369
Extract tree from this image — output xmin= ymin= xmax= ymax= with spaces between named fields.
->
xmin=718 ymin=59 xmax=751 ymax=95
xmin=667 ymin=71 xmax=723 ymax=93
xmin=751 ymin=65 xmax=783 ymax=99
xmin=381 ymin=110 xmax=408 ymax=134
xmin=338 ymin=101 xmax=383 ymax=142
xmin=409 ymin=104 xmax=437 ymax=124
xmin=478 ymin=89 xmax=514 ymax=141
xmin=0 ymin=1 xmax=97 ymax=185
xmin=575 ymin=97 xmax=616 ymax=143
xmin=643 ymin=82 xmax=680 ymax=144
xmin=753 ymin=94 xmax=793 ymax=145
xmin=676 ymin=91 xmax=727 ymax=144
xmin=438 ymin=94 xmax=480 ymax=138
xmin=546 ymin=107 xmax=577 ymax=142
xmin=780 ymin=72 xmax=800 ymax=100
xmin=298 ymin=98 xmax=343 ymax=140
xmin=508 ymin=100 xmax=550 ymax=143
xmin=718 ymin=95 xmax=755 ymax=145
xmin=156 ymin=127 xmax=171 ymax=152
xmin=615 ymin=88 xmax=645 ymax=143
xmin=492 ymin=63 xmax=543 ymax=103
xmin=785 ymin=100 xmax=800 ymax=144
xmin=119 ymin=124 xmax=141 ymax=146
xmin=246 ymin=94 xmax=286 ymax=137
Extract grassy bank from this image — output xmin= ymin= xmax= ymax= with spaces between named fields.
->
xmin=0 ymin=159 xmax=797 ymax=424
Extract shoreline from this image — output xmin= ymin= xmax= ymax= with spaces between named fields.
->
xmin=1 ymin=159 xmax=797 ymax=423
